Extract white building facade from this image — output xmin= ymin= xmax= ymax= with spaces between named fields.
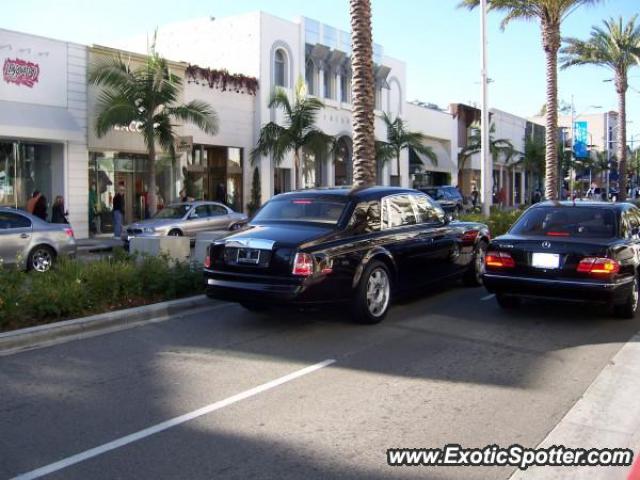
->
xmin=120 ymin=12 xmax=455 ymax=205
xmin=1 ymin=13 xmax=465 ymax=238
xmin=0 ymin=28 xmax=89 ymax=237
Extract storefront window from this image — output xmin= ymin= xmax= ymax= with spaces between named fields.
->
xmin=182 ymin=145 xmax=243 ymax=212
xmin=0 ymin=140 xmax=55 ymax=213
xmin=88 ymin=151 xmax=177 ymax=235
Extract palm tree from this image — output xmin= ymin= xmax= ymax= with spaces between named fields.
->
xmin=520 ymin=137 xmax=546 ymax=201
xmin=459 ymin=121 xmax=514 ymax=184
xmin=350 ymin=0 xmax=376 ymax=188
xmin=376 ymin=113 xmax=437 ymax=185
xmin=460 ymin=0 xmax=602 ymax=201
xmin=252 ymin=80 xmax=332 ymax=191
xmin=561 ymin=16 xmax=640 ymax=201
xmin=90 ymin=45 xmax=218 ymax=216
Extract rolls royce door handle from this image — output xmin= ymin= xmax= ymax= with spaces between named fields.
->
xmin=20 ymin=233 xmax=30 ymax=239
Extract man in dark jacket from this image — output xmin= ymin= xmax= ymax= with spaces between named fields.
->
xmin=112 ymin=186 xmax=125 ymax=238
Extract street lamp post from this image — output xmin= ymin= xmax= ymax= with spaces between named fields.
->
xmin=480 ymin=0 xmax=491 ymax=217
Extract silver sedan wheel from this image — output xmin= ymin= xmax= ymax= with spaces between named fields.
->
xmin=366 ymin=268 xmax=390 ymax=318
xmin=31 ymin=248 xmax=53 ymax=272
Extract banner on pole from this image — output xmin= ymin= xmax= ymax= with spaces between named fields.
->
xmin=573 ymin=121 xmax=589 ymax=158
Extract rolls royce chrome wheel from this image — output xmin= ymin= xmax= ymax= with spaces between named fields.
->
xmin=366 ymin=268 xmax=390 ymax=318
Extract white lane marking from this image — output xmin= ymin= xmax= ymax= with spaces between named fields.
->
xmin=481 ymin=294 xmax=495 ymax=301
xmin=12 ymin=359 xmax=336 ymax=480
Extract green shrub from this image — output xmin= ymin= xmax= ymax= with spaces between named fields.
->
xmin=0 ymin=253 xmax=204 ymax=332
xmin=460 ymin=208 xmax=525 ymax=238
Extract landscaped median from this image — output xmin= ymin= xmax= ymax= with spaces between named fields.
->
xmin=0 ymin=249 xmax=204 ymax=332
xmin=459 ymin=208 xmax=525 ymax=237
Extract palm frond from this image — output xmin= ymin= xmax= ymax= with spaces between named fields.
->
xmin=166 ymin=100 xmax=219 ymax=135
xmin=375 ymin=141 xmax=396 ymax=167
xmin=251 ymin=122 xmax=290 ymax=166
xmin=89 ymin=56 xmax=136 ymax=92
xmin=94 ymin=91 xmax=139 ymax=137
xmin=268 ymin=88 xmax=293 ymax=117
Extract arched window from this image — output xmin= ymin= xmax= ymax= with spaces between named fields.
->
xmin=274 ymin=49 xmax=287 ymax=88
xmin=305 ymin=59 xmax=316 ymax=96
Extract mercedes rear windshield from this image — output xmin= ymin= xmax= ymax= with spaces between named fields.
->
xmin=510 ymin=206 xmax=617 ymax=238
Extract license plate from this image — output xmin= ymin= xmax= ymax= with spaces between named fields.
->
xmin=532 ymin=253 xmax=560 ymax=269
xmin=237 ymin=248 xmax=260 ymax=264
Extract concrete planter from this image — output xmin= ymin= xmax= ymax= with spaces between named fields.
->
xmin=129 ymin=237 xmax=191 ymax=263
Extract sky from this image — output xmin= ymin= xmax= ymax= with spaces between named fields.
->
xmin=3 ymin=0 xmax=640 ymax=142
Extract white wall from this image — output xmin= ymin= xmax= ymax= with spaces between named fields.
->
xmin=66 ymin=42 xmax=89 ymax=238
xmin=118 ymin=14 xmax=262 ymax=78
xmin=182 ymin=83 xmax=256 ymax=208
xmin=404 ymin=102 xmax=458 ymax=181
xmin=0 ymin=29 xmax=89 ymax=237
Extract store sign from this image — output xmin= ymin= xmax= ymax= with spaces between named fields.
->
xmin=3 ymin=58 xmax=40 ymax=87
xmin=0 ymin=29 xmax=69 ymax=107
xmin=573 ymin=121 xmax=589 ymax=158
xmin=114 ymin=121 xmax=143 ymax=133
xmin=176 ymin=136 xmax=193 ymax=154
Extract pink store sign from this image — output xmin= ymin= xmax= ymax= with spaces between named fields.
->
xmin=3 ymin=58 xmax=40 ymax=88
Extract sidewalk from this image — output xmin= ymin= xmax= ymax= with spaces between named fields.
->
xmin=76 ymin=235 xmax=124 ymax=254
xmin=510 ymin=332 xmax=640 ymax=480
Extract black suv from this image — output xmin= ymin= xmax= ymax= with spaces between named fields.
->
xmin=418 ymin=186 xmax=464 ymax=218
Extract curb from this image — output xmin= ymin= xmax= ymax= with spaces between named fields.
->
xmin=510 ymin=332 xmax=640 ymax=480
xmin=0 ymin=295 xmax=215 ymax=353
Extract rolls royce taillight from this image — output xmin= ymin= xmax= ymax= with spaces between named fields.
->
xmin=485 ymin=251 xmax=515 ymax=268
xmin=64 ymin=228 xmax=74 ymax=238
xmin=577 ymin=257 xmax=620 ymax=276
xmin=204 ymin=255 xmax=211 ymax=269
xmin=292 ymin=252 xmax=314 ymax=276
xmin=462 ymin=230 xmax=479 ymax=243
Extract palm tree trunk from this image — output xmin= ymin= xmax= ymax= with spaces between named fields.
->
xmin=542 ymin=22 xmax=560 ymax=201
xmin=395 ymin=148 xmax=401 ymax=186
xmin=294 ymin=148 xmax=301 ymax=190
xmin=350 ymin=0 xmax=375 ymax=188
xmin=147 ymin=140 xmax=157 ymax=217
xmin=616 ymin=72 xmax=628 ymax=201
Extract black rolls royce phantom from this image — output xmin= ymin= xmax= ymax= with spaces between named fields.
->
xmin=204 ymin=187 xmax=490 ymax=324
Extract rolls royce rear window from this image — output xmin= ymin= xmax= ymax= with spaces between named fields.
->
xmin=252 ymin=198 xmax=348 ymax=225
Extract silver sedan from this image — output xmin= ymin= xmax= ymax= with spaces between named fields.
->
xmin=123 ymin=201 xmax=248 ymax=243
xmin=0 ymin=207 xmax=77 ymax=272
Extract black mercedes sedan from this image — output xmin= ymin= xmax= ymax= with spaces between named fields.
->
xmin=483 ymin=201 xmax=640 ymax=318
xmin=203 ymin=187 xmax=489 ymax=324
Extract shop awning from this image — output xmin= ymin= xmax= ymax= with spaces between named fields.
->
xmin=0 ymin=100 xmax=84 ymax=143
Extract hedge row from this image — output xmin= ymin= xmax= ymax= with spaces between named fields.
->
xmin=459 ymin=208 xmax=525 ymax=238
xmin=0 ymin=250 xmax=204 ymax=332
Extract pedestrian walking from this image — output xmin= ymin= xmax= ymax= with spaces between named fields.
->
xmin=32 ymin=191 xmax=48 ymax=221
xmin=471 ymin=186 xmax=479 ymax=209
xmin=51 ymin=196 xmax=69 ymax=224
xmin=26 ymin=190 xmax=40 ymax=215
xmin=113 ymin=186 xmax=125 ymax=238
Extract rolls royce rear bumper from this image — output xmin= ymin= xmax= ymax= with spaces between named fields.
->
xmin=203 ymin=269 xmax=348 ymax=306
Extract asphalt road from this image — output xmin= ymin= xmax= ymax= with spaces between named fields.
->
xmin=1 ymin=283 xmax=639 ymax=480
